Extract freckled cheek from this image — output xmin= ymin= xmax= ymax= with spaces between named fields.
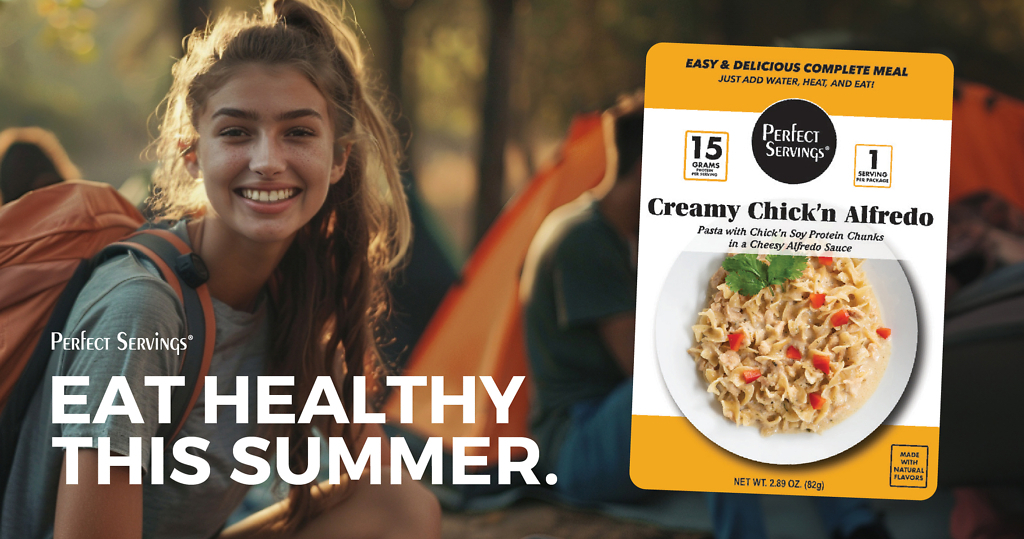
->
xmin=201 ymin=152 xmax=248 ymax=185
xmin=294 ymin=150 xmax=336 ymax=192
xmin=292 ymin=147 xmax=330 ymax=168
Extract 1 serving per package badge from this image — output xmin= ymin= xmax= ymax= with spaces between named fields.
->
xmin=630 ymin=44 xmax=951 ymax=500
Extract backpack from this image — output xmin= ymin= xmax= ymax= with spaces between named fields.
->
xmin=0 ymin=180 xmax=215 ymax=506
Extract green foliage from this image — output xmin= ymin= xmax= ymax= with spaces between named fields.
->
xmin=0 ymin=0 xmax=177 ymax=188
xmin=722 ymin=254 xmax=808 ymax=296
xmin=722 ymin=254 xmax=769 ymax=297
xmin=766 ymin=254 xmax=808 ymax=284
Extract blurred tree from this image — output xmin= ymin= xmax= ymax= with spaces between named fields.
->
xmin=0 ymin=0 xmax=178 ymax=188
xmin=178 ymin=0 xmax=212 ymax=38
xmin=400 ymin=0 xmax=486 ymax=250
xmin=379 ymin=0 xmax=416 ymax=153
xmin=693 ymin=0 xmax=1024 ymax=101
xmin=473 ymin=0 xmax=516 ymax=244
xmin=6 ymin=0 xmax=1024 ymax=254
xmin=511 ymin=0 xmax=697 ymax=159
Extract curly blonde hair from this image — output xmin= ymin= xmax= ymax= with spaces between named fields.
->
xmin=149 ymin=0 xmax=410 ymax=529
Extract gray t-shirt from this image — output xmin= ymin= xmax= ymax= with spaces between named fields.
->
xmin=1 ymin=223 xmax=271 ymax=539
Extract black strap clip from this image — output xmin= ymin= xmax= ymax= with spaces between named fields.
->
xmin=175 ymin=253 xmax=209 ymax=288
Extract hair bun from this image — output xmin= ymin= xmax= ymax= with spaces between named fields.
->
xmin=265 ymin=0 xmax=332 ymax=44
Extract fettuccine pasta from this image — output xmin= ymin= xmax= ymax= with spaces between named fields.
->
xmin=688 ymin=256 xmax=891 ymax=435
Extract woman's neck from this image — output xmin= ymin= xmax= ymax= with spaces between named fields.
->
xmin=187 ymin=218 xmax=291 ymax=312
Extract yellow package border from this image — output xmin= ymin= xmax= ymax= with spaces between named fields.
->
xmin=631 ymin=416 xmax=938 ymax=500
xmin=646 ymin=43 xmax=952 ymax=121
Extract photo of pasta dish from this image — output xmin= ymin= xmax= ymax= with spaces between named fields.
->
xmin=688 ymin=255 xmax=892 ymax=436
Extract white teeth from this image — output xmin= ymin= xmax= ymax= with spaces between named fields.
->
xmin=240 ymin=188 xmax=296 ymax=202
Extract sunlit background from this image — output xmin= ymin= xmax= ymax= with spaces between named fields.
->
xmin=3 ymin=0 xmax=1024 ymax=256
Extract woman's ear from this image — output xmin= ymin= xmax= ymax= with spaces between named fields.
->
xmin=330 ymin=144 xmax=352 ymax=185
xmin=183 ymin=144 xmax=201 ymax=179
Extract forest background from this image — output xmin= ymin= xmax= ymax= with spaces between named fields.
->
xmin=2 ymin=0 xmax=1024 ymax=256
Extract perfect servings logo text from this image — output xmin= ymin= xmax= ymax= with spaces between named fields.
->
xmin=751 ymin=99 xmax=837 ymax=185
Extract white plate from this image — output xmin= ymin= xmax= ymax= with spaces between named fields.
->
xmin=654 ymin=251 xmax=918 ymax=465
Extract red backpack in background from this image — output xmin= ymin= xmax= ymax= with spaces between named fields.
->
xmin=0 ymin=180 xmax=215 ymax=505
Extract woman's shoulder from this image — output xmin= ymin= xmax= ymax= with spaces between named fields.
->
xmin=68 ymin=252 xmax=186 ymax=336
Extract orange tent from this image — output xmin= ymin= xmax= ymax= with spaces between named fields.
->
xmin=383 ymin=115 xmax=607 ymax=462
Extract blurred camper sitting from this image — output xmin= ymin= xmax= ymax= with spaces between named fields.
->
xmin=519 ymin=94 xmax=644 ymax=503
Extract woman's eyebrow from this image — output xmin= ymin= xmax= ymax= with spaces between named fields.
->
xmin=210 ymin=108 xmax=323 ymax=121
xmin=211 ymin=107 xmax=259 ymax=121
xmin=276 ymin=108 xmax=323 ymax=121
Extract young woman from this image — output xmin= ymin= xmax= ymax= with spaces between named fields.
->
xmin=0 ymin=1 xmax=440 ymax=538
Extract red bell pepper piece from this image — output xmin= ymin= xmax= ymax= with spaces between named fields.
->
xmin=831 ymin=309 xmax=850 ymax=327
xmin=876 ymin=327 xmax=891 ymax=339
xmin=742 ymin=370 xmax=761 ymax=383
xmin=785 ymin=345 xmax=802 ymax=360
xmin=809 ymin=293 xmax=825 ymax=308
xmin=728 ymin=331 xmax=745 ymax=351
xmin=818 ymin=256 xmax=833 ymax=266
xmin=812 ymin=353 xmax=830 ymax=376
xmin=808 ymin=392 xmax=825 ymax=410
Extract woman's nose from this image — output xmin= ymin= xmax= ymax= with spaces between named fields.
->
xmin=250 ymin=136 xmax=286 ymax=176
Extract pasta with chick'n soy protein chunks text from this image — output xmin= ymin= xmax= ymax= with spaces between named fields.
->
xmin=688 ymin=255 xmax=892 ymax=436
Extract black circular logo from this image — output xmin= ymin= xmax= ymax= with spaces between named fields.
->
xmin=751 ymin=99 xmax=836 ymax=184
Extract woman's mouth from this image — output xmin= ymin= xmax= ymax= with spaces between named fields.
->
xmin=236 ymin=187 xmax=301 ymax=203
xmin=234 ymin=187 xmax=303 ymax=215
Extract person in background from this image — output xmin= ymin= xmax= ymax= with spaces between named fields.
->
xmin=520 ymin=92 xmax=645 ymax=505
xmin=0 ymin=127 xmax=79 ymax=204
xmin=520 ymin=92 xmax=892 ymax=539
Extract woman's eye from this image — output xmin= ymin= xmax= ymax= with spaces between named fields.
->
xmin=288 ymin=127 xmax=316 ymax=137
xmin=218 ymin=128 xmax=248 ymax=137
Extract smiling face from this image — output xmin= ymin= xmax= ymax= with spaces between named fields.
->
xmin=185 ymin=63 xmax=348 ymax=247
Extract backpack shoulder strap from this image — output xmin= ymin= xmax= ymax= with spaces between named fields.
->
xmin=99 ymin=228 xmax=215 ymax=442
